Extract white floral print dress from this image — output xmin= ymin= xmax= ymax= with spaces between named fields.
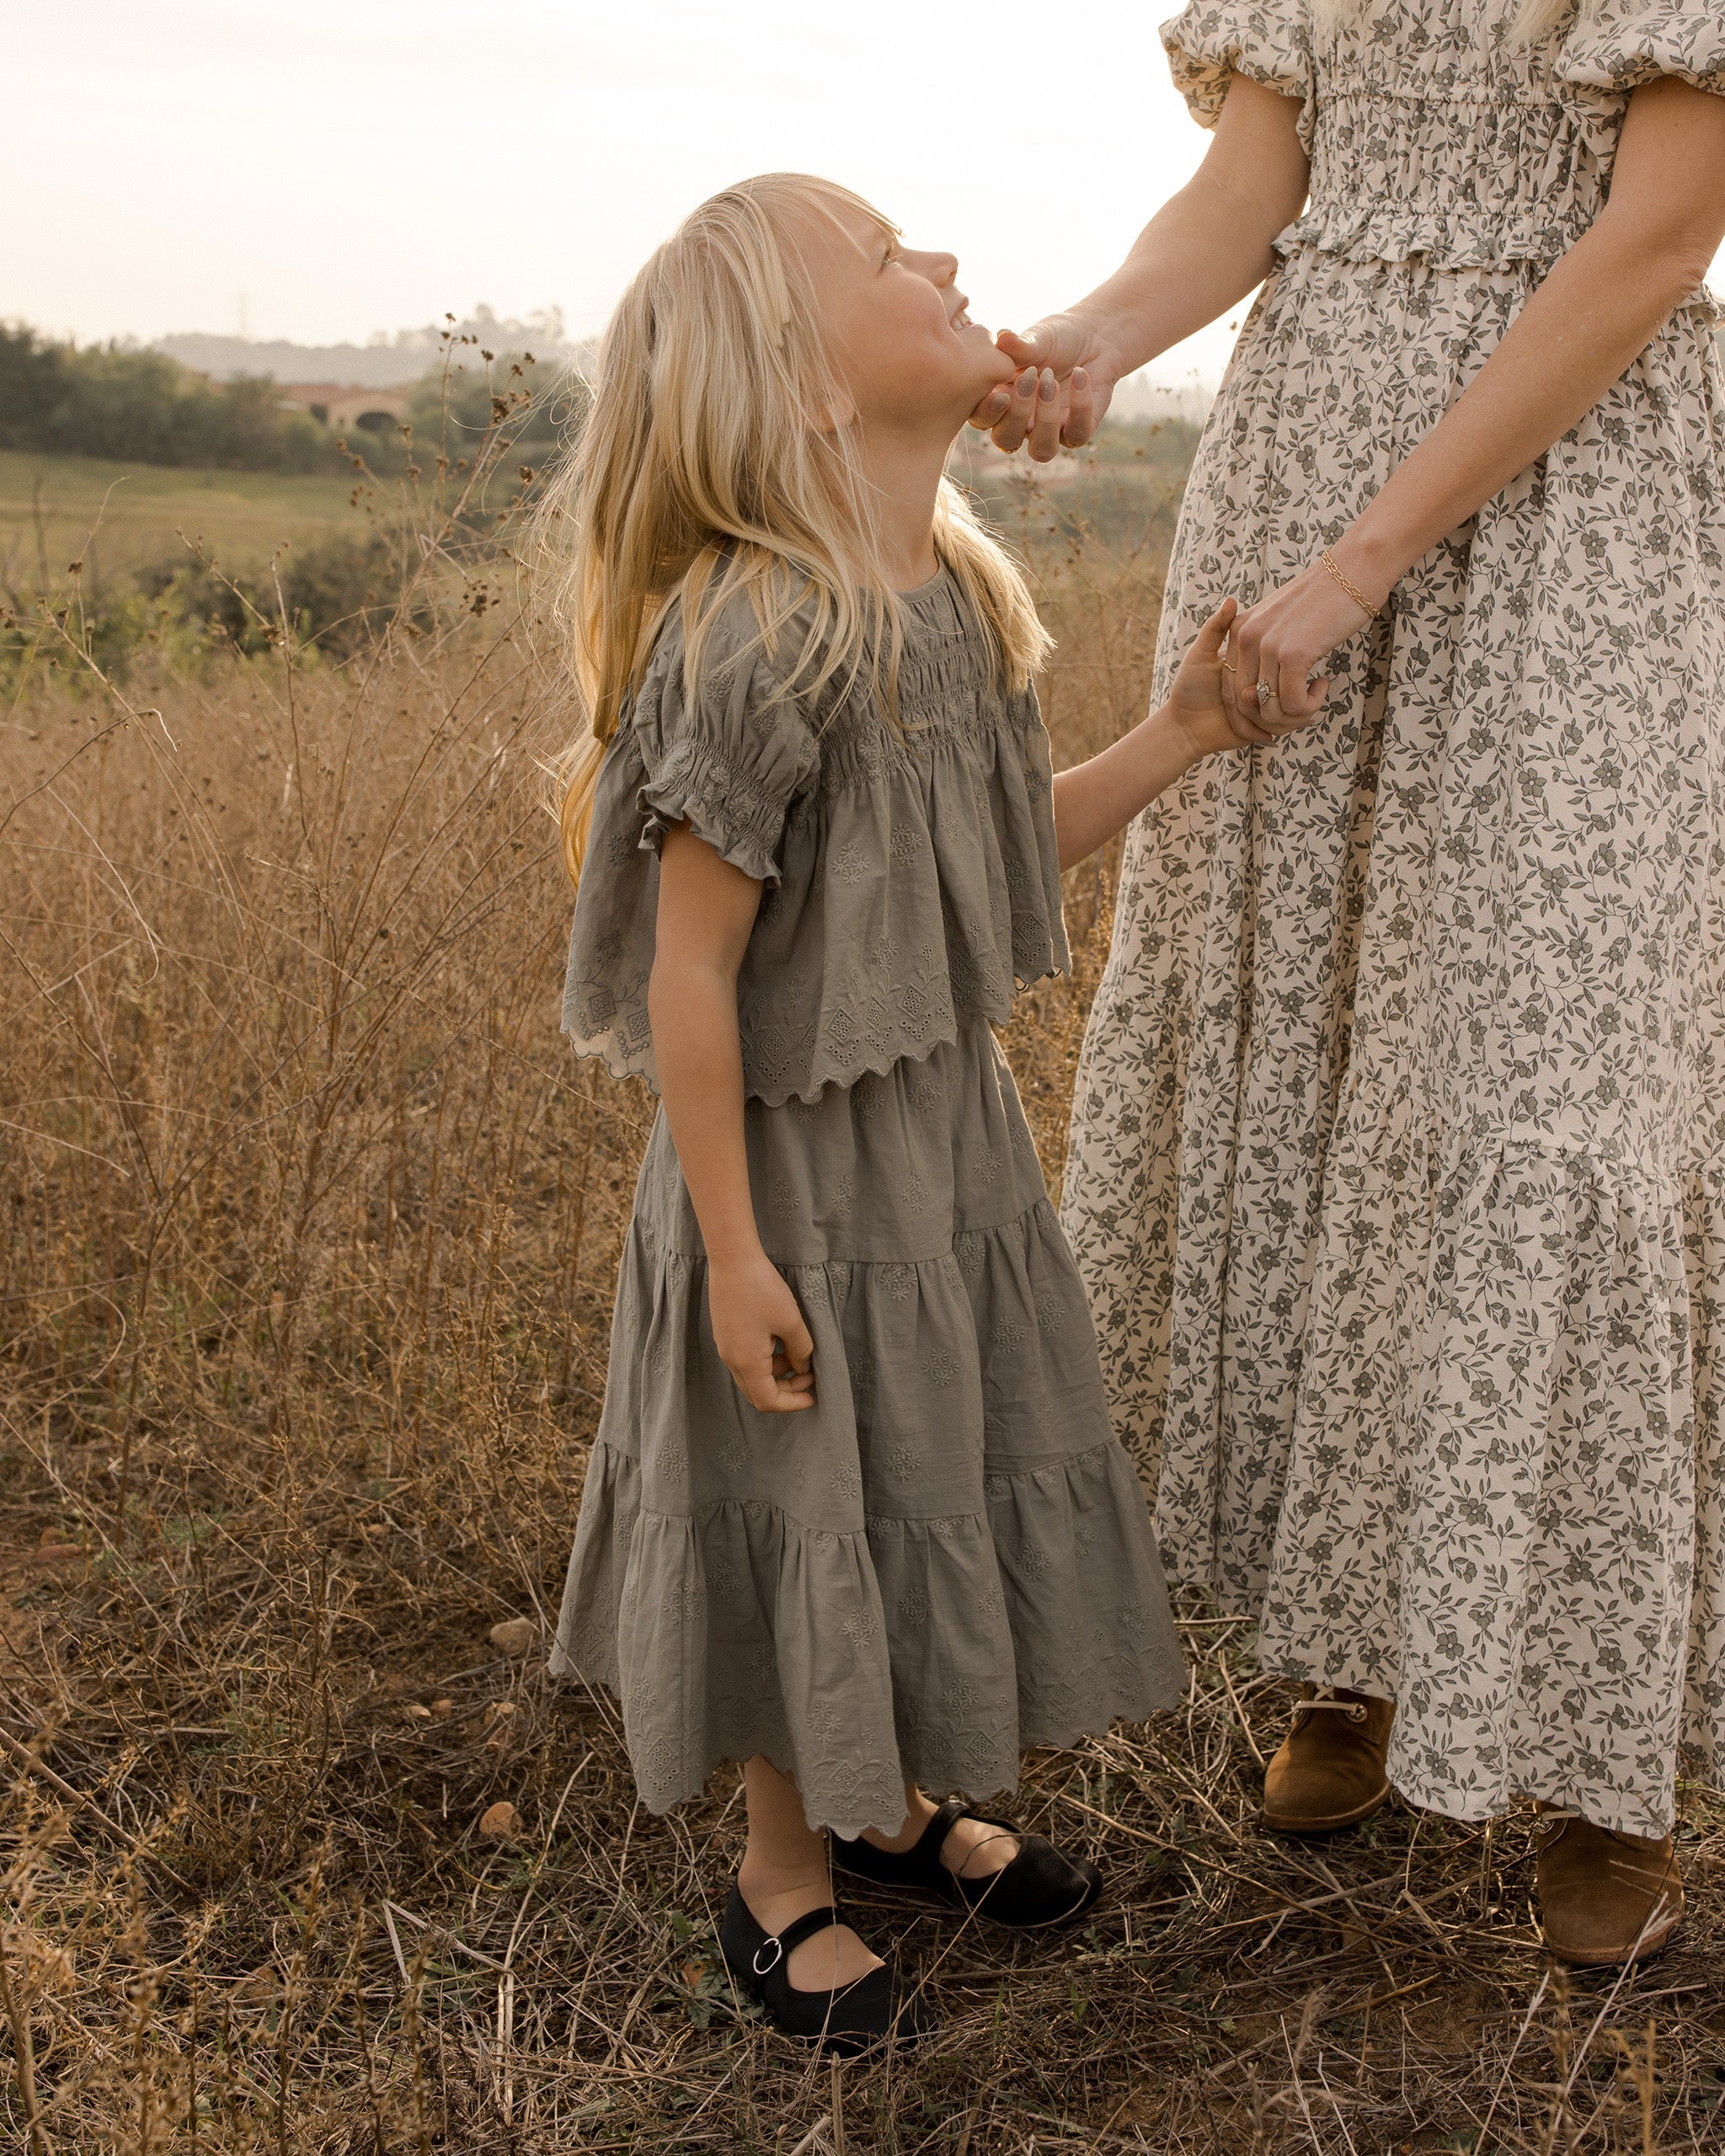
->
xmin=1060 ymin=0 xmax=1725 ymax=1835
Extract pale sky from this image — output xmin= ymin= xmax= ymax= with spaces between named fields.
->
xmin=5 ymin=0 xmax=1241 ymax=390
xmin=9 ymin=2 xmax=1721 ymax=393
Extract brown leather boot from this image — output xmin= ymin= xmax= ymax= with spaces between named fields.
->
xmin=1535 ymin=1808 xmax=1684 ymax=1967
xmin=1261 ymin=1684 xmax=1394 ymax=1833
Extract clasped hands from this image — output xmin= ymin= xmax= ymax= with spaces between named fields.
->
xmin=970 ymin=315 xmax=1384 ymax=746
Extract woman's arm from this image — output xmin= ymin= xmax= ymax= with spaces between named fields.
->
xmin=649 ymin=825 xmax=814 ymax=1412
xmin=983 ymin=75 xmax=1310 ymax=459
xmin=1230 ymin=75 xmax=1725 ymax=725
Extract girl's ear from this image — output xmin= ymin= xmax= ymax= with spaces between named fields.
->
xmin=814 ymin=390 xmax=856 ymax=433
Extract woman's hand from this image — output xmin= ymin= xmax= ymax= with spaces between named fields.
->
xmin=1220 ymin=553 xmax=1383 ymax=739
xmin=969 ymin=314 xmax=1121 ymax=460
xmin=967 ymin=79 xmax=1311 ymax=462
xmin=708 ymin=1251 xmax=816 ymax=1413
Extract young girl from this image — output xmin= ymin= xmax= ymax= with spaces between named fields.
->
xmin=542 ymin=173 xmax=1295 ymax=2052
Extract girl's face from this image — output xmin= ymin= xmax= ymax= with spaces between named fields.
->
xmin=802 ymin=206 xmax=1017 ymax=437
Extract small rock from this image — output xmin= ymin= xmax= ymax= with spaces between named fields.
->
xmin=485 ymin=1700 xmax=516 ymax=1720
xmin=38 ymin=1526 xmax=69 ymax=1548
xmin=478 ymin=1801 xmax=518 ymax=1840
xmin=489 ymin=1617 xmax=539 ymax=1657
xmin=430 ymin=1698 xmax=455 ymax=1718
xmin=406 ymin=1703 xmax=433 ymax=1720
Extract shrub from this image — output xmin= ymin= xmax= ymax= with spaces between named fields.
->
xmin=0 ymin=322 xmax=365 ymax=474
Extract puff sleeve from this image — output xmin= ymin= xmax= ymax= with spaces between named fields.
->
xmin=1159 ymin=2 xmax=1315 ymax=144
xmin=559 ymin=600 xmax=817 ymax=1090
xmin=1552 ymin=0 xmax=1725 ymax=99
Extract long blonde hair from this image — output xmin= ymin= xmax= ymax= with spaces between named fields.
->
xmin=1310 ymin=0 xmax=1599 ymax=38
xmin=535 ymin=172 xmax=1050 ymax=883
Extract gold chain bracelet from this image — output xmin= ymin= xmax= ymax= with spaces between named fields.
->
xmin=1320 ymin=547 xmax=1380 ymax=620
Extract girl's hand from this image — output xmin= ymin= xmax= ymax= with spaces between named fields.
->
xmin=1167 ymin=598 xmax=1273 ymax=755
xmin=1220 ymin=550 xmax=1385 ymax=739
xmin=708 ymin=1251 xmax=816 ymax=1413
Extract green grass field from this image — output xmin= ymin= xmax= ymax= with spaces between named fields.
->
xmin=0 ymin=449 xmax=370 ymax=605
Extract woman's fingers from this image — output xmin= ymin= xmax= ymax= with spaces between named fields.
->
xmin=1232 ymin=616 xmax=1263 ymax=703
xmin=969 ymin=382 xmax=1012 ymax=431
xmin=990 ymin=366 xmax=1042 ymax=453
xmin=1063 ymin=366 xmax=1097 ymax=447
xmin=1274 ymin=648 xmax=1328 ymax=720
xmin=995 ymin=327 xmax=1047 ymax=370
xmin=996 ymin=321 xmax=1067 ymax=372
xmin=1218 ymin=632 xmax=1273 ymax=743
xmin=1027 ymin=368 xmax=1065 ymax=461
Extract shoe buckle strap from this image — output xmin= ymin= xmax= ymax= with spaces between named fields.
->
xmin=753 ymin=1903 xmax=841 ymax=1976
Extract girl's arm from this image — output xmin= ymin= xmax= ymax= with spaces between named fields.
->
xmin=648 ymin=825 xmax=815 ymax=1412
xmin=1052 ymin=600 xmax=1260 ymax=869
xmin=1230 ymin=75 xmax=1725 ymax=724
xmin=981 ymin=75 xmax=1310 ymax=458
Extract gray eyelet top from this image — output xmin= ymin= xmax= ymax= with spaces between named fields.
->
xmin=560 ymin=568 xmax=1071 ymax=1105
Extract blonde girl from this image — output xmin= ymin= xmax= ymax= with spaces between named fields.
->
xmin=540 ymin=172 xmax=1305 ymax=2052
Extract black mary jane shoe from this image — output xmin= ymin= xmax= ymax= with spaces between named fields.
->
xmin=718 ymin=1885 xmax=930 ymax=2056
xmin=832 ymin=1796 xmax=1103 ymax=1929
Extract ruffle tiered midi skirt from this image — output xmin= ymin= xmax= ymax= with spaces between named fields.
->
xmin=553 ymin=1020 xmax=1184 ymax=1838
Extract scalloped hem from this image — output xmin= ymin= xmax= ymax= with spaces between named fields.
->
xmin=563 ymin=989 xmax=1076 ymax=1110
xmin=551 ymin=1437 xmax=1183 ymax=1839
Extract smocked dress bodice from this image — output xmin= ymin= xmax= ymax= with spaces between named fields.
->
xmin=563 ymin=569 xmax=1068 ymax=1107
xmin=1167 ymin=0 xmax=1725 ymax=277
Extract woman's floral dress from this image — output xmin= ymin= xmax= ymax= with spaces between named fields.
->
xmin=1060 ymin=0 xmax=1725 ymax=1834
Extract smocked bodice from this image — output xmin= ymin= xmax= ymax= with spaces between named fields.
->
xmin=562 ymin=569 xmax=1069 ymax=1107
xmin=1163 ymin=0 xmax=1725 ymax=272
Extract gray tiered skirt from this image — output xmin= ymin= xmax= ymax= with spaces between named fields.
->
xmin=552 ymin=1017 xmax=1183 ymax=1838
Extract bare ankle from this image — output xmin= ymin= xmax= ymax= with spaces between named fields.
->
xmin=862 ymin=1788 xmax=938 ymax=1854
xmin=737 ymin=1849 xmax=829 ymax=1905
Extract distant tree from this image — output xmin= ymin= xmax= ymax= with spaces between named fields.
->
xmin=0 ymin=323 xmax=355 ymax=474
xmin=405 ymin=348 xmax=586 ymax=466
xmin=0 ymin=323 xmax=71 ymax=448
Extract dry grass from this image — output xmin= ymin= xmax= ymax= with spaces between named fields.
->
xmin=2 ymin=463 xmax=1723 ymax=2155
xmin=0 ymin=449 xmax=367 ymax=604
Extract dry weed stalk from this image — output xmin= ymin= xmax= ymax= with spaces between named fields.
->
xmin=1 ymin=452 xmax=1721 ymax=2151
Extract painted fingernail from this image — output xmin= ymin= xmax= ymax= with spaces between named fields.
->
xmin=1017 ymin=368 xmax=1036 ymax=395
xmin=1039 ymin=368 xmax=1057 ymax=402
xmin=1073 ymin=367 xmax=1088 ymax=387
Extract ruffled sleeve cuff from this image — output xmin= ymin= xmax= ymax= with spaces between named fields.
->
xmin=1159 ymin=1 xmax=1314 ymax=143
xmin=628 ymin=611 xmax=814 ymax=888
xmin=1552 ymin=0 xmax=1725 ymax=98
xmin=638 ymin=729 xmax=792 ymax=888
xmin=558 ymin=598 xmax=817 ymax=1091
